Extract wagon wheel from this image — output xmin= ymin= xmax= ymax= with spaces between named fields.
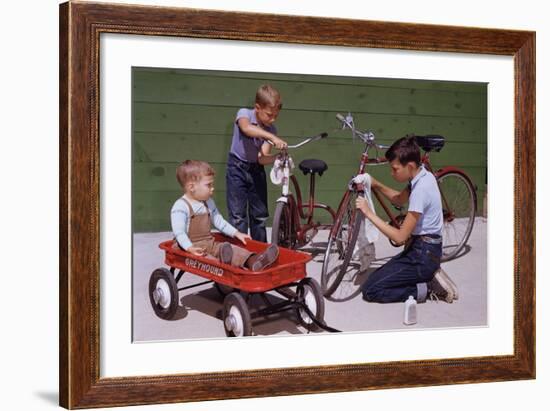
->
xmin=296 ymin=278 xmax=325 ymax=331
xmin=149 ymin=268 xmax=179 ymax=320
xmin=223 ymin=292 xmax=252 ymax=337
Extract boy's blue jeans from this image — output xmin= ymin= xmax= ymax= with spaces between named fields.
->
xmin=226 ymin=153 xmax=268 ymax=242
xmin=361 ymin=236 xmax=442 ymax=303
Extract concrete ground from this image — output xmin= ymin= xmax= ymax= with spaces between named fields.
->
xmin=133 ymin=218 xmax=486 ymax=341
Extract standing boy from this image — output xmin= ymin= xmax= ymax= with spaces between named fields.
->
xmin=226 ymin=84 xmax=287 ymax=242
xmin=355 ymin=136 xmax=457 ymax=303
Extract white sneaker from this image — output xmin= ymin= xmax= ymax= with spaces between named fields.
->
xmin=428 ymin=270 xmax=456 ymax=303
xmin=435 ymin=268 xmax=459 ymax=300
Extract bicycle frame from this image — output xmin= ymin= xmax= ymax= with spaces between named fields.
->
xmin=274 ymin=133 xmax=336 ymax=246
xmin=289 ymin=174 xmax=337 ymax=225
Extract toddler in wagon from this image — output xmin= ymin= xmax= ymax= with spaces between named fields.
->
xmin=171 ymin=160 xmax=279 ymax=271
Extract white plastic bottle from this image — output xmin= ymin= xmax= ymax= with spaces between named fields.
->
xmin=403 ymin=295 xmax=417 ymax=325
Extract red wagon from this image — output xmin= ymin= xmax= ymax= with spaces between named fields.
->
xmin=148 ymin=233 xmax=331 ymax=337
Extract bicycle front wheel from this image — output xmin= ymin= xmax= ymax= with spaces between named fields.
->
xmin=321 ymin=190 xmax=362 ymax=297
xmin=271 ymin=200 xmax=295 ymax=249
xmin=437 ymin=171 xmax=476 ymax=261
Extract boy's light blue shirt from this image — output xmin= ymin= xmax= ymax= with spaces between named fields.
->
xmin=230 ymin=108 xmax=277 ymax=163
xmin=407 ymin=166 xmax=443 ymax=235
xmin=170 ymin=196 xmax=238 ymax=250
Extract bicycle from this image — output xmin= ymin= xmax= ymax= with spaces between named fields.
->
xmin=321 ymin=113 xmax=477 ymax=298
xmin=270 ymin=132 xmax=337 ymax=250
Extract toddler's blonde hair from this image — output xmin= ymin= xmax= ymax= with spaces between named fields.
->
xmin=176 ymin=160 xmax=215 ymax=189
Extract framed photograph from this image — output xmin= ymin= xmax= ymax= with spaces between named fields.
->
xmin=131 ymin=66 xmax=488 ymax=343
xmin=59 ymin=1 xmax=535 ymax=408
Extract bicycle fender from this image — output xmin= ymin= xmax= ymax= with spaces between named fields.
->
xmin=276 ymin=196 xmax=289 ymax=203
xmin=435 ymin=166 xmax=476 ymax=187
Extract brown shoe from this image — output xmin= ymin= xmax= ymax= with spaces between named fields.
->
xmin=219 ymin=242 xmax=233 ymax=265
xmin=247 ymin=244 xmax=279 ymax=271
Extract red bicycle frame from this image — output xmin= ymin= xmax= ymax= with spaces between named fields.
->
xmin=286 ymin=173 xmax=337 ymax=246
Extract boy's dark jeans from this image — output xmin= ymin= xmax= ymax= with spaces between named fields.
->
xmin=226 ymin=153 xmax=268 ymax=242
xmin=361 ymin=237 xmax=442 ymax=303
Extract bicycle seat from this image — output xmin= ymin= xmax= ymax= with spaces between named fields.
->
xmin=415 ymin=135 xmax=445 ymax=152
xmin=299 ymin=159 xmax=328 ymax=176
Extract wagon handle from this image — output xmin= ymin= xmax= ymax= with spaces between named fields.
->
xmin=297 ymin=301 xmax=341 ymax=333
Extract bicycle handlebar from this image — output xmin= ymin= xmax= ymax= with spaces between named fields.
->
xmin=335 ymin=113 xmax=346 ymax=122
xmin=267 ymin=132 xmax=328 ymax=149
xmin=336 ymin=113 xmax=387 ymax=151
xmin=287 ymin=132 xmax=328 ymax=149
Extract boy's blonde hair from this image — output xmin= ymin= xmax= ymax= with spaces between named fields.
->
xmin=176 ymin=160 xmax=215 ymax=189
xmin=255 ymin=84 xmax=282 ymax=109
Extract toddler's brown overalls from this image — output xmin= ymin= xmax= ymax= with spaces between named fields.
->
xmin=181 ymin=198 xmax=253 ymax=267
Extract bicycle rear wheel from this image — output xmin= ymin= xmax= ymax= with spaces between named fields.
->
xmin=271 ymin=200 xmax=295 ymax=249
xmin=321 ymin=190 xmax=362 ymax=297
xmin=437 ymin=171 xmax=476 ymax=261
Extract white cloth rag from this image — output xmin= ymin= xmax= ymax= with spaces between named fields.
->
xmin=354 ymin=222 xmax=377 ymax=271
xmin=352 ymin=173 xmax=379 ymax=269
xmin=270 ymin=155 xmax=294 ymax=185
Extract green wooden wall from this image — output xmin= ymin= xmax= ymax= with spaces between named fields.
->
xmin=132 ymin=67 xmax=487 ymax=232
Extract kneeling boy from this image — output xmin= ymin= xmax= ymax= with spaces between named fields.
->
xmin=355 ymin=136 xmax=456 ymax=303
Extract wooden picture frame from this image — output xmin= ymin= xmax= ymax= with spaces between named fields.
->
xmin=59 ymin=1 xmax=535 ymax=408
